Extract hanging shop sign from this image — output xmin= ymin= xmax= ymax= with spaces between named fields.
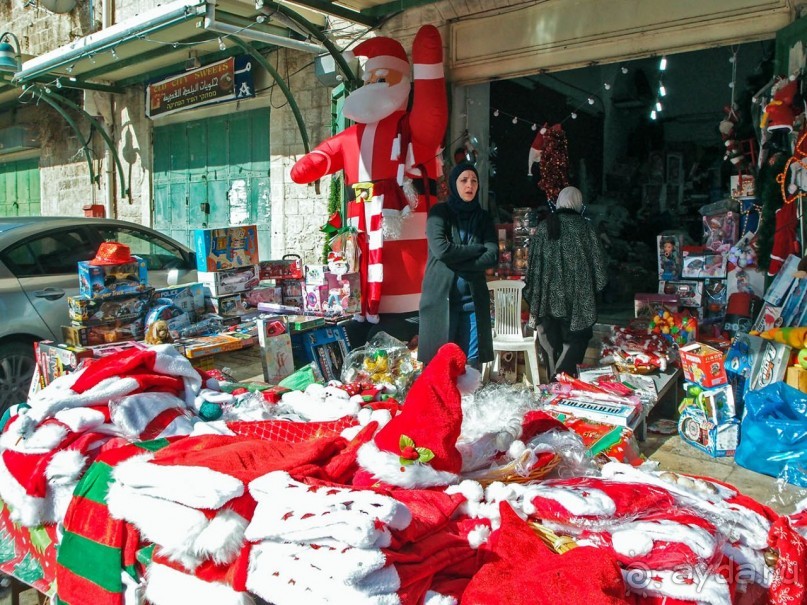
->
xmin=146 ymin=55 xmax=255 ymax=119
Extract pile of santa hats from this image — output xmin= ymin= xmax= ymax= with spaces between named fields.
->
xmin=0 ymin=344 xmax=213 ymax=526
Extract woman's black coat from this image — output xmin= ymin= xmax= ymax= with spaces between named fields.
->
xmin=417 ymin=201 xmax=499 ymax=364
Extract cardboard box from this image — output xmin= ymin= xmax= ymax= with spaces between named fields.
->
xmin=679 ymin=342 xmax=727 ymax=387
xmin=749 ymin=339 xmax=791 ymax=392
xmin=764 ymin=254 xmax=801 ymax=306
xmin=68 ymin=289 xmax=154 ymax=325
xmin=154 ymin=283 xmax=206 ymax=319
xmin=303 ymin=284 xmax=329 ymax=315
xmin=280 ymin=279 xmax=304 ymax=300
xmin=786 ymin=365 xmax=807 ymax=393
xmin=724 ymin=333 xmax=766 ymax=413
xmin=730 ymin=174 xmax=756 ymax=198
xmin=205 ymin=293 xmax=248 ymax=317
xmin=88 ymin=340 xmax=150 ymax=358
xmin=198 ymin=264 xmax=260 ymax=297
xmin=61 ymin=318 xmax=144 ymax=347
xmin=681 ymin=251 xmax=727 ymax=279
xmin=144 ymin=303 xmax=192 ymax=338
xmin=304 ymin=264 xmax=327 ymax=286
xmin=751 ymin=302 xmax=783 ymax=333
xmin=193 ymin=225 xmax=259 ymax=272
xmin=290 ymin=325 xmax=351 ymax=381
xmin=778 ymin=277 xmax=807 ymax=327
xmin=324 ymin=272 xmax=361 ymax=315
xmin=243 ymin=286 xmax=283 ymax=308
xmin=78 ymin=257 xmax=148 ymax=299
xmin=35 ymin=341 xmax=94 ymax=387
xmin=257 ymin=316 xmax=296 ymax=384
xmin=175 ymin=334 xmax=248 ymax=358
xmin=659 ymin=281 xmax=703 ymax=308
xmin=678 ymin=405 xmax=739 ymax=457
xmin=259 ymin=257 xmax=303 ymax=280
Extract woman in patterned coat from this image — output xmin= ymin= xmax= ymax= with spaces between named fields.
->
xmin=524 ymin=186 xmax=608 ymax=377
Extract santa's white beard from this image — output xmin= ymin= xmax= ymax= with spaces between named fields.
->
xmin=343 ymin=80 xmax=411 ymax=124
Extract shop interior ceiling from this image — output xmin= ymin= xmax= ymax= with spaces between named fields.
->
xmin=3 ymin=0 xmax=442 ymax=102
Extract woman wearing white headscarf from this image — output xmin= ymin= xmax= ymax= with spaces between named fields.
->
xmin=523 ymin=186 xmax=608 ymax=377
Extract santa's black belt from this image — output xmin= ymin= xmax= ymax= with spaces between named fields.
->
xmin=346 ymin=178 xmax=437 ymax=201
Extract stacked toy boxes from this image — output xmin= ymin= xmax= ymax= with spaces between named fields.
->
xmin=64 ymin=244 xmax=151 ymax=347
xmin=194 ymin=225 xmax=261 ymax=320
xmin=677 ymin=342 xmax=740 ymax=457
xmin=258 ymin=255 xmax=305 ymax=312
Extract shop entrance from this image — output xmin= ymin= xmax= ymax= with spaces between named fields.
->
xmin=152 ymin=107 xmax=271 ymax=254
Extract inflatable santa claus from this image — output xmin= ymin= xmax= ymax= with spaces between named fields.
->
xmin=291 ymin=26 xmax=447 ymax=333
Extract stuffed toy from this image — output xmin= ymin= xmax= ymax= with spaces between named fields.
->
xmin=291 ymin=26 xmax=447 ymax=324
xmin=763 ymin=79 xmax=799 ymax=133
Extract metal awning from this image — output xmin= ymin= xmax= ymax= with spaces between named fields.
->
xmin=13 ymin=0 xmax=331 ymax=89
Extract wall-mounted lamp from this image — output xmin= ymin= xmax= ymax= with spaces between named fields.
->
xmin=0 ymin=32 xmax=22 ymax=75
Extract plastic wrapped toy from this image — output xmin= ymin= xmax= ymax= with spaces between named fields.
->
xmin=340 ymin=331 xmax=421 ymax=396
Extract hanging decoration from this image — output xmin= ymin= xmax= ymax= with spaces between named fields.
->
xmin=756 ymin=151 xmax=790 ymax=274
xmin=536 ymin=126 xmax=569 ymax=202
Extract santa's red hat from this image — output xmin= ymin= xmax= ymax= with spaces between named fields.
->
xmin=348 ymin=36 xmax=410 ymax=78
xmin=356 ymin=343 xmax=476 ymax=488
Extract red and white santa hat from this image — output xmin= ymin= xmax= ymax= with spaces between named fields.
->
xmin=347 ymin=36 xmax=410 ymax=79
xmin=356 ymin=343 xmax=477 ymax=489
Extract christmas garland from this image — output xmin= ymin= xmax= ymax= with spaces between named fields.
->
xmin=756 ymin=151 xmax=788 ymax=273
xmin=537 ymin=127 xmax=570 ymax=201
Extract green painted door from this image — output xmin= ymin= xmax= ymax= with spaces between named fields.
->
xmin=153 ymin=108 xmax=271 ymax=257
xmin=0 ymin=158 xmax=41 ymax=217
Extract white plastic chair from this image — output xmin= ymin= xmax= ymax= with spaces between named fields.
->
xmin=483 ymin=280 xmax=542 ymax=391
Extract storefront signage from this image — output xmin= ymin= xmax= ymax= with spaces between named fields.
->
xmin=146 ymin=55 xmax=255 ymax=119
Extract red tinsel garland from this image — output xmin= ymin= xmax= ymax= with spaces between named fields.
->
xmin=538 ymin=127 xmax=570 ymax=201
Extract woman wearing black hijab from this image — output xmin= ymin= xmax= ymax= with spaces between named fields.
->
xmin=418 ymin=162 xmax=498 ymax=366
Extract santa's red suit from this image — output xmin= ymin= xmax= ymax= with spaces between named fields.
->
xmin=290 ymin=26 xmax=447 ymax=322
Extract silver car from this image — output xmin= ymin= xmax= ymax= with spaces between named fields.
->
xmin=0 ymin=217 xmax=198 ymax=409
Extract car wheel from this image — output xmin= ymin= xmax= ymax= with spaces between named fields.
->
xmin=0 ymin=341 xmax=36 ymax=413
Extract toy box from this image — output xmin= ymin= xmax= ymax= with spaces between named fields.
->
xmin=764 ymin=254 xmax=801 ymax=306
xmin=61 ymin=317 xmax=145 ymax=347
xmin=786 ymin=366 xmax=807 ymax=393
xmin=634 ymin=293 xmax=679 ymax=319
xmin=193 ymin=225 xmax=259 ymax=272
xmin=678 ymin=404 xmax=740 ymax=457
xmin=659 ymin=281 xmax=702 ymax=308
xmin=35 ymin=341 xmax=94 ymax=387
xmin=305 ymin=264 xmax=328 ymax=286
xmin=324 ymin=272 xmax=361 ymax=315
xmin=175 ymin=334 xmax=247 ymax=358
xmin=778 ymin=277 xmax=807 ymax=327
xmin=256 ymin=301 xmax=304 ymax=315
xmin=78 ymin=257 xmax=148 ymax=299
xmin=702 ymin=211 xmax=739 ymax=253
xmin=751 ymin=302 xmax=783 ymax=333
xmin=287 ymin=315 xmax=326 ymax=332
xmin=243 ymin=286 xmax=283 ymax=308
xmin=257 ymin=316 xmax=295 ymax=384
xmin=154 ymin=283 xmax=206 ymax=319
xmin=290 ymin=325 xmax=351 ymax=382
xmin=144 ymin=303 xmax=192 ymax=338
xmin=724 ymin=333 xmax=766 ymax=413
xmin=280 ymin=279 xmax=304 ymax=299
xmin=205 ymin=293 xmax=248 ymax=317
xmin=88 ymin=340 xmax=150 ymax=358
xmin=259 ymin=256 xmax=303 ymax=280
xmin=730 ymin=174 xmax=756 ymax=199
xmin=198 ymin=264 xmax=260 ymax=297
xmin=679 ymin=381 xmax=737 ymax=423
xmin=657 ymin=234 xmax=683 ymax=280
xmin=681 ymin=250 xmax=727 ymax=279
xmin=679 ymin=342 xmax=728 ymax=387
xmin=749 ymin=339 xmax=791 ymax=392
xmin=68 ymin=288 xmax=154 ymax=325
xmin=303 ymin=284 xmax=329 ymax=315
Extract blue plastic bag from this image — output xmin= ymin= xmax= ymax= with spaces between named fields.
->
xmin=735 ymin=382 xmax=807 ymax=487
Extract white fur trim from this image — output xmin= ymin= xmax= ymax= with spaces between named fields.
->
xmin=424 ymin=591 xmax=457 ymax=605
xmin=467 ymin=524 xmax=491 ymax=548
xmin=722 ymin=541 xmax=770 ymax=588
xmin=190 ymin=420 xmax=236 ymax=436
xmin=111 ymin=392 xmax=188 ymax=437
xmin=108 ymin=482 xmax=208 ymax=570
xmin=508 ymin=440 xmax=527 ymax=460
xmin=357 ymin=440 xmax=459 ymax=488
xmin=145 ymin=562 xmax=252 ymax=605
xmin=622 ymin=567 xmax=731 ymax=605
xmin=46 ymin=450 xmax=88 ymax=484
xmin=364 ymin=56 xmax=410 ymax=77
xmin=445 ymin=479 xmax=484 ymax=503
xmin=2 ymin=422 xmax=68 ymax=453
xmin=309 ymin=149 xmax=331 ymax=175
xmin=113 ymin=456 xmax=243 ymax=509
xmin=525 ymin=485 xmax=617 ymax=518
xmin=54 ymin=407 xmax=107 ymax=432
xmin=457 ymin=366 xmax=482 ymax=395
xmin=611 ymin=520 xmax=716 ymax=559
xmin=193 ymin=508 xmax=249 ymax=566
